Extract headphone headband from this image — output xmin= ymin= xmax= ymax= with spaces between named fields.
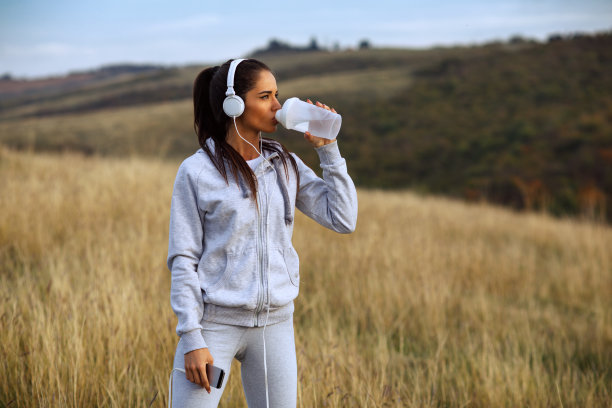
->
xmin=226 ymin=58 xmax=245 ymax=96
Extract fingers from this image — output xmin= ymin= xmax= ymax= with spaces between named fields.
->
xmin=316 ymin=101 xmax=330 ymax=111
xmin=184 ymin=348 xmax=214 ymax=393
xmin=203 ymin=353 xmax=214 ymax=393
xmin=306 ymin=98 xmax=335 ymax=112
xmin=186 ymin=361 xmax=210 ymax=392
xmin=200 ymin=364 xmax=211 ymax=393
xmin=304 ymin=131 xmax=325 ymax=148
xmin=304 ymin=131 xmax=316 ymax=144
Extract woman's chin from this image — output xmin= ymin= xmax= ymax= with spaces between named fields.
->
xmin=261 ymin=125 xmax=278 ymax=134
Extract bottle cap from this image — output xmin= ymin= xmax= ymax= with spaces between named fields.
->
xmin=275 ymin=97 xmax=300 ymax=127
xmin=275 ymin=106 xmax=286 ymax=125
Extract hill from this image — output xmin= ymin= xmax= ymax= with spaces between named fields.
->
xmin=1 ymin=147 xmax=610 ymax=406
xmin=0 ymin=32 xmax=611 ymax=220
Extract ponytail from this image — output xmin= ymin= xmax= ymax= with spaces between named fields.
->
xmin=193 ymin=66 xmax=222 ymax=149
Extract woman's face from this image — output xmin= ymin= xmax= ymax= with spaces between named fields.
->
xmin=237 ymin=69 xmax=282 ymax=134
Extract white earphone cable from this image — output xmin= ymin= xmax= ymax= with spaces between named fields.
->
xmin=233 ymin=117 xmax=273 ymax=408
xmin=168 ymin=367 xmax=185 ymax=408
xmin=233 ymin=117 xmax=263 ymax=157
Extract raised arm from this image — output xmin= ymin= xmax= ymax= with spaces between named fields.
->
xmin=294 ymin=141 xmax=358 ymax=233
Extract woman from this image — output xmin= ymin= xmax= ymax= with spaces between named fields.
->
xmin=167 ymin=58 xmax=358 ymax=407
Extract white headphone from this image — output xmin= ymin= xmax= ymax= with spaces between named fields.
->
xmin=222 ymin=58 xmax=246 ymax=117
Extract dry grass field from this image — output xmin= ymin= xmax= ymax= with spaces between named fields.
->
xmin=1 ymin=146 xmax=611 ymax=407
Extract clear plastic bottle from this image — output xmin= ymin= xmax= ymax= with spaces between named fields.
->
xmin=275 ymin=97 xmax=342 ymax=140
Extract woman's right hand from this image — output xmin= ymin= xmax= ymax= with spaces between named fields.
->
xmin=184 ymin=347 xmax=214 ymax=393
xmin=304 ymin=99 xmax=337 ymax=148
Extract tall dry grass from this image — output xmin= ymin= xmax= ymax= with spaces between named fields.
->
xmin=1 ymin=146 xmax=610 ymax=407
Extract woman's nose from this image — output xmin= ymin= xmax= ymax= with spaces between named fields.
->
xmin=272 ymin=98 xmax=282 ymax=111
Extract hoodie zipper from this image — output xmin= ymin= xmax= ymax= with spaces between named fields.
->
xmin=254 ymin=163 xmax=269 ymax=326
xmin=254 ymin=154 xmax=278 ymax=326
xmin=255 ymin=177 xmax=264 ymax=326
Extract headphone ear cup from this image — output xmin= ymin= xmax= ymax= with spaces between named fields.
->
xmin=223 ymin=95 xmax=245 ymax=117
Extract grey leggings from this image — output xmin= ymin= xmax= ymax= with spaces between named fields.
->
xmin=170 ymin=317 xmax=297 ymax=407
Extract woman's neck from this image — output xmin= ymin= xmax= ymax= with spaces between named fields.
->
xmin=226 ymin=121 xmax=261 ymax=161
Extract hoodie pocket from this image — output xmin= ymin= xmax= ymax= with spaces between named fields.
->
xmin=283 ymin=246 xmax=300 ymax=287
xmin=202 ymin=247 xmax=259 ymax=309
xmin=268 ymin=246 xmax=300 ymax=307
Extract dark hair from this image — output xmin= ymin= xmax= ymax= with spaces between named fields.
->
xmin=193 ymin=58 xmax=299 ymax=200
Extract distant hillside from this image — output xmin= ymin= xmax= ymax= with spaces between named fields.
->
xmin=329 ymin=32 xmax=612 ymax=220
xmin=0 ymin=64 xmax=163 ymax=96
xmin=1 ymin=32 xmax=611 ymax=221
xmin=0 ymin=64 xmax=191 ymax=119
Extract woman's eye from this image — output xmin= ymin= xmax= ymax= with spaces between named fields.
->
xmin=261 ymin=95 xmax=269 ymax=100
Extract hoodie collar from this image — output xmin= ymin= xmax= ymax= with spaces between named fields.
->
xmin=203 ymin=138 xmax=293 ymax=225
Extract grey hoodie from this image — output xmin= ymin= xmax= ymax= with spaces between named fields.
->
xmin=167 ymin=139 xmax=357 ymax=354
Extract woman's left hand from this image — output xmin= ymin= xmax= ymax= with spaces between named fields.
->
xmin=304 ymin=99 xmax=337 ymax=148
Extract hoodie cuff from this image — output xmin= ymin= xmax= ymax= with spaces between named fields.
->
xmin=181 ymin=329 xmax=207 ymax=354
xmin=315 ymin=141 xmax=342 ymax=165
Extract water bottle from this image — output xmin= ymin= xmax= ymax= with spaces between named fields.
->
xmin=275 ymin=97 xmax=342 ymax=140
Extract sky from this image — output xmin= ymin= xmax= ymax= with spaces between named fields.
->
xmin=1 ymin=0 xmax=611 ymax=78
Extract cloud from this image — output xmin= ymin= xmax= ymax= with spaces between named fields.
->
xmin=1 ymin=42 xmax=96 ymax=58
xmin=146 ymin=14 xmax=221 ymax=32
xmin=375 ymin=11 xmax=612 ymax=34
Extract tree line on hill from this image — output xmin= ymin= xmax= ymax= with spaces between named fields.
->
xmin=249 ymin=37 xmax=371 ymax=57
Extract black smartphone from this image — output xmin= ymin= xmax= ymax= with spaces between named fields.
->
xmin=206 ymin=364 xmax=225 ymax=389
